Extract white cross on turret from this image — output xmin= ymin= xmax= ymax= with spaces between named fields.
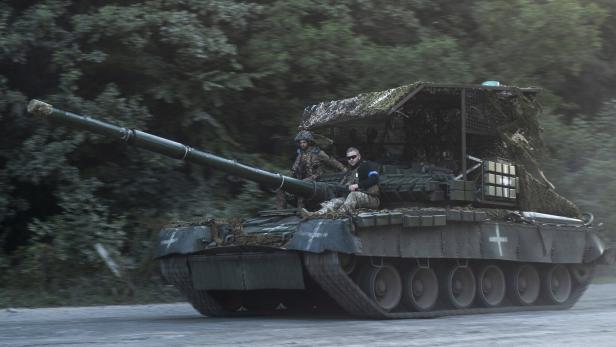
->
xmin=489 ymin=224 xmax=508 ymax=257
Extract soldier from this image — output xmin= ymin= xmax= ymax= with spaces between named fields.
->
xmin=301 ymin=147 xmax=380 ymax=217
xmin=276 ymin=130 xmax=346 ymax=208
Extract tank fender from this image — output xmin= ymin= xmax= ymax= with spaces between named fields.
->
xmin=583 ymin=232 xmax=607 ymax=263
xmin=156 ymin=225 xmax=211 ymax=258
xmin=595 ymin=247 xmax=616 ymax=265
xmin=285 ymin=218 xmax=362 ymax=254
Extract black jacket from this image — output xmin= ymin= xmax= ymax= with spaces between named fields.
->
xmin=343 ymin=160 xmax=379 ymax=190
xmin=357 ymin=160 xmax=380 ymax=190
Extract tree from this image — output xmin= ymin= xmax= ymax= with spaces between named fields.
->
xmin=0 ymin=0 xmax=263 ymax=290
xmin=1 ymin=0 xmax=615 ymax=296
xmin=542 ymin=101 xmax=616 ymax=240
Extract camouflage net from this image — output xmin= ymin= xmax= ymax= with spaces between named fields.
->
xmin=489 ymin=92 xmax=581 ymax=218
xmin=166 ymin=216 xmax=293 ymax=247
xmin=301 ymin=83 xmax=582 ymax=218
xmin=164 ymin=218 xmax=285 ymax=247
xmin=234 ymin=233 xmax=285 ymax=247
xmin=517 ymin=171 xmax=580 ymax=217
xmin=300 ymin=83 xmax=418 ymax=129
xmin=165 ymin=219 xmax=217 ymax=228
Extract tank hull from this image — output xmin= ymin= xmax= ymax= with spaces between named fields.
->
xmin=157 ymin=210 xmax=606 ymax=318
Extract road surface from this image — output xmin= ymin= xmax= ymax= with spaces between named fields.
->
xmin=1 ymin=284 xmax=615 ymax=347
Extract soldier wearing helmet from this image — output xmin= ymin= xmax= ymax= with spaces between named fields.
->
xmin=277 ymin=130 xmax=346 ymax=208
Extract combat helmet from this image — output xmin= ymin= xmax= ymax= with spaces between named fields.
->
xmin=294 ymin=130 xmax=315 ymax=143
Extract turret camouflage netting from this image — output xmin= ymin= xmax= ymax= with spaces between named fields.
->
xmin=302 ymin=83 xmax=580 ymax=217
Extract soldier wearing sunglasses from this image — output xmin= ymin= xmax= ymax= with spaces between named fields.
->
xmin=301 ymin=147 xmax=380 ymax=217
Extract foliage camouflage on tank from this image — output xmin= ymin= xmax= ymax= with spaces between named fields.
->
xmin=302 ymin=82 xmax=578 ymax=217
xmin=300 ymin=83 xmax=418 ymax=129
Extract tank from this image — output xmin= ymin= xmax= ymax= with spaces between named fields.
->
xmin=28 ymin=82 xmax=615 ymax=319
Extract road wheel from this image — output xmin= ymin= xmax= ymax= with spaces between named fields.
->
xmin=508 ymin=264 xmax=540 ymax=306
xmin=476 ymin=264 xmax=506 ymax=307
xmin=443 ymin=264 xmax=476 ymax=309
xmin=402 ymin=266 xmax=439 ymax=311
xmin=542 ymin=264 xmax=572 ymax=304
xmin=359 ymin=264 xmax=402 ymax=312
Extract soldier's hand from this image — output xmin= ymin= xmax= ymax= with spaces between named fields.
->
xmin=349 ymin=184 xmax=359 ymax=191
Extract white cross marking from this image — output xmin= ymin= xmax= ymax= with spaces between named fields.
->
xmin=161 ymin=231 xmax=178 ymax=250
xmin=489 ymin=224 xmax=508 ymax=257
xmin=305 ymin=220 xmax=325 ymax=251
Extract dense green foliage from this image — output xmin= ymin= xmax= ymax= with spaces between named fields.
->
xmin=1 ymin=0 xmax=615 ymax=296
xmin=543 ymin=101 xmax=616 ymax=235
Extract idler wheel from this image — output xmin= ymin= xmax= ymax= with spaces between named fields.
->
xmin=507 ymin=264 xmax=540 ymax=306
xmin=476 ymin=264 xmax=506 ymax=307
xmin=402 ymin=266 xmax=439 ymax=311
xmin=542 ymin=264 xmax=572 ymax=304
xmin=359 ymin=264 xmax=402 ymax=312
xmin=443 ymin=265 xmax=476 ymax=309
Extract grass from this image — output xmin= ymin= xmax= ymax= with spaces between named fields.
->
xmin=0 ymin=282 xmax=183 ymax=309
xmin=592 ymin=264 xmax=616 ymax=283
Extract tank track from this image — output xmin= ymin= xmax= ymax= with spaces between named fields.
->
xmin=159 ymin=256 xmax=229 ymax=317
xmin=303 ymin=252 xmax=592 ymax=319
xmin=161 ymin=252 xmax=592 ymax=318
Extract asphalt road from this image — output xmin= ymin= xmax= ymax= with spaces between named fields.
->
xmin=1 ymin=283 xmax=615 ymax=347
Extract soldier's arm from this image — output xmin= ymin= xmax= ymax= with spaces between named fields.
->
xmin=304 ymin=152 xmax=320 ymax=181
xmin=291 ymin=151 xmax=302 ymax=178
xmin=358 ymin=161 xmax=379 ymax=190
xmin=318 ymin=150 xmax=346 ymax=172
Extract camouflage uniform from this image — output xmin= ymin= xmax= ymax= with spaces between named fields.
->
xmin=277 ymin=131 xmax=346 ymax=208
xmin=312 ymin=160 xmax=380 ymax=215
xmin=291 ymin=146 xmax=346 ymax=180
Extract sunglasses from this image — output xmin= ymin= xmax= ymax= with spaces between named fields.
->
xmin=346 ymin=155 xmax=358 ymax=160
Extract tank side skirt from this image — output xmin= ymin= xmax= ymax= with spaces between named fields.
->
xmin=159 ymin=256 xmax=228 ymax=317
xmin=188 ymin=252 xmax=305 ymax=290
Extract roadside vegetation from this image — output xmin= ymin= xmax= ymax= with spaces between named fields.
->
xmin=1 ymin=0 xmax=615 ymax=307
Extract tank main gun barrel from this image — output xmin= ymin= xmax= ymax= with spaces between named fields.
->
xmin=27 ymin=100 xmax=339 ymax=201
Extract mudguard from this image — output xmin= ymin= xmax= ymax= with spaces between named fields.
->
xmin=156 ymin=225 xmax=211 ymax=258
xmin=285 ymin=218 xmax=362 ymax=254
xmin=583 ymin=232 xmax=607 ymax=263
